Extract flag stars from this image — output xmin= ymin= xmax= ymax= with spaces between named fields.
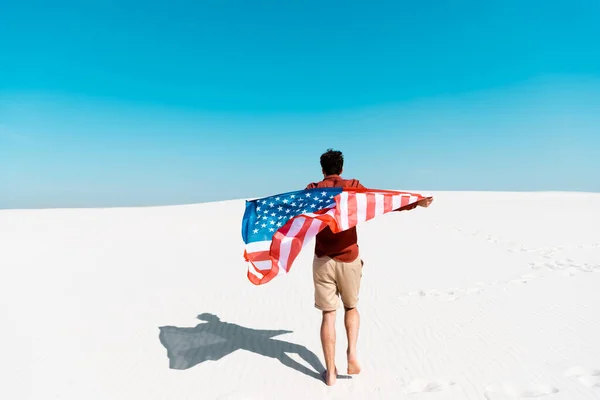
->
xmin=250 ymin=188 xmax=346 ymax=240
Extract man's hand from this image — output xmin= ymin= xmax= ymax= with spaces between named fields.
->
xmin=417 ymin=197 xmax=433 ymax=207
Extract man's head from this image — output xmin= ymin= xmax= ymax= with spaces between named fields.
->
xmin=320 ymin=148 xmax=344 ymax=176
xmin=197 ymin=313 xmax=220 ymax=322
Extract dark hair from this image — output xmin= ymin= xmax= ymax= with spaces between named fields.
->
xmin=320 ymin=148 xmax=344 ymax=175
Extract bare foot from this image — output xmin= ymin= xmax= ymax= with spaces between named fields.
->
xmin=347 ymin=358 xmax=361 ymax=375
xmin=322 ymin=368 xmax=337 ymax=386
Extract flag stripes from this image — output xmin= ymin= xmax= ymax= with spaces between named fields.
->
xmin=243 ymin=188 xmax=428 ymax=285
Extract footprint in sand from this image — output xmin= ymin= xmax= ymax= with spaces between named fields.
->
xmin=402 ymin=286 xmax=484 ymax=303
xmin=564 ymin=366 xmax=600 ymax=389
xmin=529 ymin=258 xmax=600 ymax=276
xmin=424 ymin=288 xmax=461 ymax=301
xmin=404 ymin=378 xmax=457 ymax=394
xmin=509 ymin=273 xmax=539 ymax=285
xmin=484 ymin=382 xmax=559 ymax=399
xmin=465 ymin=287 xmax=484 ymax=295
xmin=438 ymin=289 xmax=462 ymax=302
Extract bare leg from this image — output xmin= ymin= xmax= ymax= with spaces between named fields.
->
xmin=320 ymin=310 xmax=337 ymax=385
xmin=344 ymin=306 xmax=361 ymax=374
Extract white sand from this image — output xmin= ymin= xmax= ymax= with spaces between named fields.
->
xmin=2 ymin=191 xmax=600 ymax=400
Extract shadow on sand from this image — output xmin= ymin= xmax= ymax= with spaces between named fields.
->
xmin=158 ymin=313 xmax=333 ymax=382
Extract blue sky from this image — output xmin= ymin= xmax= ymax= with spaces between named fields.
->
xmin=1 ymin=0 xmax=599 ymax=208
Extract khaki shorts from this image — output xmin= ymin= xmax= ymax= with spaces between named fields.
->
xmin=312 ymin=255 xmax=363 ymax=311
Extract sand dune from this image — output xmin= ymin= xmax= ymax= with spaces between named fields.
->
xmin=2 ymin=191 xmax=600 ymax=399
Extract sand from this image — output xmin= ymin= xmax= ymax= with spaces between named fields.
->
xmin=1 ymin=191 xmax=600 ymax=399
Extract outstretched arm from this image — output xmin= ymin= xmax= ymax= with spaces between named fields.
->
xmin=417 ymin=197 xmax=433 ymax=207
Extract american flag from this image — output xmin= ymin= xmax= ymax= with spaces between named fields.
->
xmin=241 ymin=187 xmax=429 ymax=285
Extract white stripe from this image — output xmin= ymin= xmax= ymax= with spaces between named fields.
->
xmin=278 ymin=218 xmax=323 ymax=276
xmin=245 ymin=240 xmax=271 ymax=253
xmin=356 ymin=193 xmax=367 ymax=223
xmin=276 ymin=264 xmax=288 ymax=276
xmin=339 ymin=192 xmax=349 ymax=230
xmin=303 ymin=205 xmax=336 ymax=222
xmin=277 ymin=216 xmax=308 ymax=274
xmin=248 ymin=265 xmax=264 ymax=279
xmin=392 ymin=195 xmax=401 ymax=210
xmin=252 ymin=260 xmax=272 ymax=271
xmin=305 ymin=218 xmax=324 ymax=243
xmin=317 ymin=208 xmax=336 ymax=222
xmin=302 ymin=203 xmax=335 ymax=218
xmin=303 ymin=211 xmax=331 ymax=218
xmin=375 ymin=193 xmax=384 ymax=216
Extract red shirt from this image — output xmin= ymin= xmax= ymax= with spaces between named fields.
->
xmin=305 ymin=175 xmax=366 ymax=262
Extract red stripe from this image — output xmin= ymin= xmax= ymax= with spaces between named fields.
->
xmin=366 ymin=193 xmax=376 ymax=221
xmin=334 ymin=194 xmax=341 ymax=225
xmin=283 ymin=217 xmax=316 ymax=272
xmin=267 ymin=212 xmax=302 ymax=276
xmin=276 ymin=215 xmax=296 ymax=237
xmin=401 ymin=195 xmax=411 ymax=208
xmin=247 ymin=268 xmax=262 ymax=285
xmin=313 ymin=212 xmax=338 ymax=234
xmin=246 ymin=250 xmax=270 ymax=262
xmin=384 ymin=194 xmax=393 ymax=213
xmin=347 ymin=193 xmax=358 ymax=228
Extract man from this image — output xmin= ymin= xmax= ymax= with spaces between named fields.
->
xmin=305 ymin=149 xmax=432 ymax=386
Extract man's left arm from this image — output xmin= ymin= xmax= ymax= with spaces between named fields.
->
xmin=417 ymin=197 xmax=433 ymax=207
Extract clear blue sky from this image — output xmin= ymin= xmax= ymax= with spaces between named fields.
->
xmin=1 ymin=0 xmax=599 ymax=208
